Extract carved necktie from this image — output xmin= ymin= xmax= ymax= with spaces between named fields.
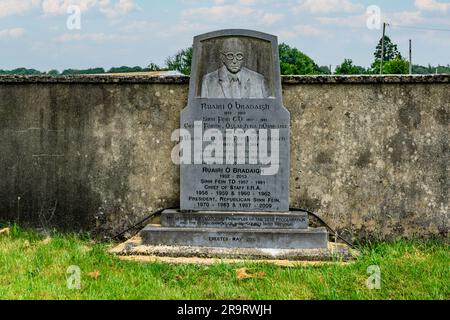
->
xmin=229 ymin=75 xmax=241 ymax=98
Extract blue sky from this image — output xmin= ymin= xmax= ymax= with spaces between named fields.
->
xmin=0 ymin=0 xmax=449 ymax=71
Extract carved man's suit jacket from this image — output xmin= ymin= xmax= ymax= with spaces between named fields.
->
xmin=201 ymin=66 xmax=268 ymax=99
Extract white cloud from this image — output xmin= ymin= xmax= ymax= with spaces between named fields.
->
xmin=40 ymin=0 xmax=97 ymax=15
xmin=415 ymin=0 xmax=450 ymax=12
xmin=99 ymin=0 xmax=138 ymax=18
xmin=181 ymin=3 xmax=283 ymax=26
xmin=387 ymin=11 xmax=424 ymax=25
xmin=55 ymin=32 xmax=116 ymax=42
xmin=0 ymin=0 xmax=40 ymax=17
xmin=261 ymin=13 xmax=284 ymax=25
xmin=278 ymin=24 xmax=323 ymax=39
xmin=0 ymin=28 xmax=26 ymax=38
xmin=295 ymin=0 xmax=364 ymax=14
xmin=317 ymin=14 xmax=366 ymax=27
xmin=238 ymin=0 xmax=256 ymax=5
xmin=121 ymin=20 xmax=160 ymax=33
xmin=0 ymin=0 xmax=138 ymax=18
xmin=122 ymin=19 xmax=210 ymax=39
xmin=182 ymin=5 xmax=256 ymax=20
xmin=317 ymin=10 xmax=425 ymax=28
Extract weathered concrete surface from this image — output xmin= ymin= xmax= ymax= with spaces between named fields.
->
xmin=0 ymin=75 xmax=448 ymax=240
xmin=284 ymin=80 xmax=449 ymax=240
xmin=0 ymin=81 xmax=187 ymax=234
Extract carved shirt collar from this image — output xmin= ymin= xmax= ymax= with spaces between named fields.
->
xmin=219 ymin=66 xmax=243 ymax=84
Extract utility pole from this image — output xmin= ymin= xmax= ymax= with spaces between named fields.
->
xmin=409 ymin=39 xmax=412 ymax=75
xmin=380 ymin=22 xmax=388 ymax=75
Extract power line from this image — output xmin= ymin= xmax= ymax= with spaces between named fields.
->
xmin=390 ymin=24 xmax=450 ymax=32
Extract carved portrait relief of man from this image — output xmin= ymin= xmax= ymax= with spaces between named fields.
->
xmin=201 ymin=38 xmax=269 ymax=99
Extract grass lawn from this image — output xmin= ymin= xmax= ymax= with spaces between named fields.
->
xmin=0 ymin=225 xmax=448 ymax=300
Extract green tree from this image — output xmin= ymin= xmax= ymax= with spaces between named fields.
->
xmin=374 ymin=36 xmax=402 ymax=61
xmin=278 ymin=43 xmax=321 ymax=75
xmin=415 ymin=64 xmax=450 ymax=74
xmin=412 ymin=65 xmax=430 ymax=74
xmin=335 ymin=59 xmax=367 ymax=75
xmin=146 ymin=62 xmax=162 ymax=72
xmin=107 ymin=66 xmax=143 ymax=73
xmin=318 ymin=65 xmax=332 ymax=74
xmin=4 ymin=68 xmax=43 ymax=75
xmin=166 ymin=47 xmax=193 ymax=75
xmin=0 ymin=68 xmax=41 ymax=75
xmin=47 ymin=69 xmax=60 ymax=76
xmin=371 ymin=35 xmax=404 ymax=74
xmin=435 ymin=65 xmax=450 ymax=74
xmin=382 ymin=57 xmax=409 ymax=74
xmin=61 ymin=68 xmax=105 ymax=75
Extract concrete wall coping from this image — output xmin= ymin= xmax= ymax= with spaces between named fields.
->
xmin=0 ymin=74 xmax=449 ymax=84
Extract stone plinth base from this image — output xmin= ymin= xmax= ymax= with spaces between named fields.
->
xmin=110 ymin=236 xmax=358 ymax=262
xmin=141 ymin=225 xmax=328 ymax=250
xmin=135 ymin=210 xmax=332 ymax=258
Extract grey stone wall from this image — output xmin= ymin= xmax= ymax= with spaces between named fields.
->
xmin=0 ymin=75 xmax=448 ymax=240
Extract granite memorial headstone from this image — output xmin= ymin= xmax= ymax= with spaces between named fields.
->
xmin=142 ymin=30 xmax=328 ymax=250
xmin=181 ymin=30 xmax=290 ymax=212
